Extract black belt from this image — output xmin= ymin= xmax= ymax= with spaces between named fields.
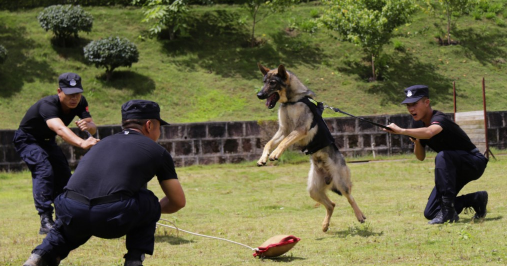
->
xmin=65 ymin=190 xmax=125 ymax=206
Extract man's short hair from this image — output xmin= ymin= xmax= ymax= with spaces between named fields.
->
xmin=122 ymin=119 xmax=150 ymax=130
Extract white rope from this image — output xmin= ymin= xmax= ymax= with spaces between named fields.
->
xmin=157 ymin=218 xmax=258 ymax=251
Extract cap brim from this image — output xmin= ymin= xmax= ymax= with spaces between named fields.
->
xmin=62 ymin=87 xmax=84 ymax=94
xmin=159 ymin=119 xmax=170 ymax=126
xmin=401 ymin=96 xmax=422 ymax=104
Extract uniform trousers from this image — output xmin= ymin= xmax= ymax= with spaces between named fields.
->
xmin=424 ymin=149 xmax=488 ymax=219
xmin=13 ymin=130 xmax=71 ymax=214
xmin=32 ymin=189 xmax=161 ymax=262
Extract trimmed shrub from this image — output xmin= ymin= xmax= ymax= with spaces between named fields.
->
xmin=0 ymin=45 xmax=7 ymax=64
xmin=83 ymin=36 xmax=139 ymax=81
xmin=37 ymin=5 xmax=93 ymax=46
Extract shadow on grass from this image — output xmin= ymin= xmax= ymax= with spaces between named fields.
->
xmin=259 ymin=255 xmax=306 ymax=262
xmin=155 ymin=234 xmax=195 ymax=245
xmin=338 ymin=52 xmax=454 ymax=106
xmin=95 ymin=70 xmax=156 ymax=95
xmin=458 ymin=215 xmax=503 ymax=224
xmin=319 ymin=223 xmax=384 ymax=238
xmin=159 ymin=9 xmax=324 ymax=80
xmin=49 ymin=36 xmax=92 ymax=65
xmin=0 ymin=23 xmax=57 ymax=97
xmin=454 ymin=27 xmax=507 ymax=67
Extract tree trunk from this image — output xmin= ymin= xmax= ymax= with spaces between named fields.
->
xmin=371 ymin=54 xmax=376 ymax=81
xmin=251 ymin=6 xmax=259 ymax=47
xmin=446 ymin=3 xmax=451 ymax=45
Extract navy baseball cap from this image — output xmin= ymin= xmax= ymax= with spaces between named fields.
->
xmin=121 ymin=100 xmax=169 ymax=125
xmin=401 ymin=85 xmax=429 ymax=104
xmin=58 ymin=72 xmax=84 ymax=94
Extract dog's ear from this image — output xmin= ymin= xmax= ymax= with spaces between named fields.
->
xmin=258 ymin=63 xmax=270 ymax=76
xmin=277 ymin=65 xmax=287 ymax=80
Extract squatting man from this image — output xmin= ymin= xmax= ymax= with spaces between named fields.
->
xmin=383 ymin=85 xmax=488 ymax=224
xmin=22 ymin=100 xmax=186 ymax=266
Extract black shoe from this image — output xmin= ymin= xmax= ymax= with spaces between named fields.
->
xmin=428 ymin=197 xmax=459 ymax=224
xmin=124 ymin=252 xmax=144 ymax=266
xmin=39 ymin=212 xmax=55 ymax=235
xmin=428 ymin=210 xmax=459 ymax=224
xmin=124 ymin=260 xmax=143 ymax=266
xmin=23 ymin=254 xmax=44 ymax=266
xmin=472 ymin=191 xmax=488 ymax=220
xmin=23 ymin=253 xmax=60 ymax=266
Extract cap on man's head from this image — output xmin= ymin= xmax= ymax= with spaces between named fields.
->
xmin=121 ymin=100 xmax=169 ymax=126
xmin=58 ymin=72 xmax=84 ymax=94
xmin=401 ymin=85 xmax=429 ymax=104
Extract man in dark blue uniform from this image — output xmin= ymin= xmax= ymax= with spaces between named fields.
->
xmin=13 ymin=72 xmax=99 ymax=234
xmin=385 ymin=85 xmax=488 ymax=224
xmin=23 ymin=100 xmax=186 ymax=266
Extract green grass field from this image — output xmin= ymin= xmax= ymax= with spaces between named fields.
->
xmin=0 ymin=2 xmax=507 ymax=129
xmin=1 ymin=153 xmax=506 ymax=265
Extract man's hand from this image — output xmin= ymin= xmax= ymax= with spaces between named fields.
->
xmin=76 ymin=119 xmax=90 ymax=132
xmin=383 ymin=123 xmax=405 ymax=135
xmin=75 ymin=119 xmax=97 ymax=135
xmin=80 ymin=137 xmax=99 ymax=150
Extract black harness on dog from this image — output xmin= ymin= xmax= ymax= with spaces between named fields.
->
xmin=290 ymin=96 xmax=338 ymax=155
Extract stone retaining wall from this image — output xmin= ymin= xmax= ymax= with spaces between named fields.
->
xmin=1 ymin=111 xmax=506 ymax=171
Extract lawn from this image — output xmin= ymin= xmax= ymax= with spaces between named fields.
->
xmin=1 ymin=153 xmax=506 ymax=265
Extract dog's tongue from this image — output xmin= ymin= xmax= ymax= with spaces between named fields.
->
xmin=266 ymin=93 xmax=280 ymax=109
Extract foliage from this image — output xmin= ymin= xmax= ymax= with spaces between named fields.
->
xmin=37 ymin=5 xmax=93 ymax=46
xmin=133 ymin=0 xmax=212 ymax=40
xmin=423 ymin=0 xmax=476 ymax=44
xmin=0 ymin=0 xmax=138 ymax=10
xmin=241 ymin=0 xmax=300 ymax=46
xmin=319 ymin=0 xmax=418 ymax=81
xmin=83 ymin=36 xmax=139 ymax=81
xmin=2 ymin=4 xmax=507 ymax=129
xmin=0 ymin=45 xmax=7 ymax=64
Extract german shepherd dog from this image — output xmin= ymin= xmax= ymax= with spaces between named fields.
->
xmin=256 ymin=63 xmax=366 ymax=232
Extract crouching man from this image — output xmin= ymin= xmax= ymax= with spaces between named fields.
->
xmin=23 ymin=100 xmax=186 ymax=266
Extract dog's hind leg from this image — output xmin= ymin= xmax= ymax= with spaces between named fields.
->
xmin=332 ymin=166 xmax=366 ymax=223
xmin=307 ymin=164 xmax=335 ymax=232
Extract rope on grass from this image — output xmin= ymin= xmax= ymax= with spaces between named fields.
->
xmin=157 ymin=218 xmax=258 ymax=251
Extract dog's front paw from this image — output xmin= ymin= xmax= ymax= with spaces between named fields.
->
xmin=257 ymin=157 xmax=267 ymax=166
xmin=269 ymin=148 xmax=283 ymax=161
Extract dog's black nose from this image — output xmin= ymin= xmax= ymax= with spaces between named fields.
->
xmin=257 ymin=91 xmax=266 ymax=100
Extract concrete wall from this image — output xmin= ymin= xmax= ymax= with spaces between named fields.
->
xmin=1 ymin=111 xmax=506 ymax=171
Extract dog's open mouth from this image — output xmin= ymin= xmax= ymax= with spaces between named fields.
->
xmin=266 ymin=93 xmax=280 ymax=109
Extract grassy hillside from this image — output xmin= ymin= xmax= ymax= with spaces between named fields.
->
xmin=0 ymin=2 xmax=506 ymax=129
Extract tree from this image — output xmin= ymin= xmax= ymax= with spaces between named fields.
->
xmin=83 ymin=37 xmax=139 ymax=81
xmin=37 ymin=5 xmax=93 ymax=47
xmin=0 ymin=45 xmax=7 ymax=64
xmin=424 ymin=0 xmax=475 ymax=45
xmin=319 ymin=0 xmax=417 ymax=81
xmin=242 ymin=0 xmax=300 ymax=47
xmin=133 ymin=0 xmax=212 ymax=40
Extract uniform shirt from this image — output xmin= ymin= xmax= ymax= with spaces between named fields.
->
xmin=18 ymin=95 xmax=91 ymax=141
xmin=412 ymin=110 xmax=476 ymax=153
xmin=65 ymin=130 xmax=177 ymax=198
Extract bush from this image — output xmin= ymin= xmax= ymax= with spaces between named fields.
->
xmin=0 ymin=45 xmax=7 ymax=64
xmin=83 ymin=36 xmax=139 ymax=81
xmin=393 ymin=39 xmax=405 ymax=51
xmin=37 ymin=5 xmax=93 ymax=46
